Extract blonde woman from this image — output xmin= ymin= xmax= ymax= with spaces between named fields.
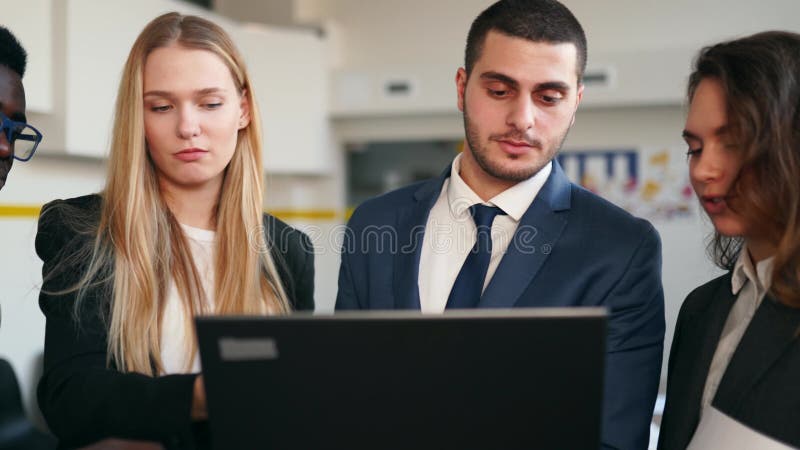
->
xmin=35 ymin=12 xmax=314 ymax=449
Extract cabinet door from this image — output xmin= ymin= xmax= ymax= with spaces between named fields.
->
xmin=234 ymin=25 xmax=331 ymax=174
xmin=0 ymin=0 xmax=53 ymax=113
xmin=64 ymin=0 xmax=161 ymax=157
xmin=62 ymin=0 xmax=331 ymax=172
xmin=62 ymin=0 xmax=237 ymax=157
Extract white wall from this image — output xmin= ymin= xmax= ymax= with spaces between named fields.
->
xmin=214 ymin=0 xmax=295 ymax=27
xmin=265 ymin=173 xmax=345 ymax=312
xmin=0 ymin=0 xmax=53 ymax=113
xmin=298 ymin=0 xmax=800 ymax=68
xmin=314 ymin=0 xmax=800 ymax=114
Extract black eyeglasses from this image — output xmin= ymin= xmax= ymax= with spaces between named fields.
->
xmin=0 ymin=112 xmax=43 ymax=161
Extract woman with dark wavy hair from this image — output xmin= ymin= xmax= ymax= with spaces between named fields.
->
xmin=659 ymin=31 xmax=800 ymax=449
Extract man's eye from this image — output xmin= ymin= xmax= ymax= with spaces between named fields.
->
xmin=489 ymin=89 xmax=509 ymax=97
xmin=539 ymin=94 xmax=563 ymax=104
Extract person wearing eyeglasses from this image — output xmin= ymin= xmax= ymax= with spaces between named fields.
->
xmin=0 ymin=24 xmax=54 ymax=450
xmin=0 ymin=26 xmax=42 ymax=191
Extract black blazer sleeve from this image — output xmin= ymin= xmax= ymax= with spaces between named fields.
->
xmin=36 ymin=196 xmax=202 ymax=450
xmin=264 ymin=213 xmax=315 ymax=311
xmin=658 ymin=276 xmax=729 ymax=450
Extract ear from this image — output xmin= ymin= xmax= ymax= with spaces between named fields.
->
xmin=238 ymin=89 xmax=251 ymax=130
xmin=571 ymin=84 xmax=585 ymax=126
xmin=456 ymin=68 xmax=468 ymax=113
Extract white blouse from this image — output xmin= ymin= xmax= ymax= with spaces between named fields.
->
xmin=159 ymin=223 xmax=216 ymax=375
xmin=698 ymin=246 xmax=774 ymax=415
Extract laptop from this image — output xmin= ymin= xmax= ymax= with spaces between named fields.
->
xmin=196 ymin=308 xmax=606 ymax=450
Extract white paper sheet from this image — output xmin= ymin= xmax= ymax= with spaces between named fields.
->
xmin=687 ymin=407 xmax=796 ymax=450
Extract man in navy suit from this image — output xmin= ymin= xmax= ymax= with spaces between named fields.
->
xmin=335 ymin=1 xmax=665 ymax=448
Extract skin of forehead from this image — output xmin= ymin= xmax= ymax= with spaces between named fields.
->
xmin=0 ymin=64 xmax=26 ymax=118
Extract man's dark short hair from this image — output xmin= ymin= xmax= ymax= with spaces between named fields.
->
xmin=0 ymin=26 xmax=28 ymax=78
xmin=465 ymin=0 xmax=587 ymax=83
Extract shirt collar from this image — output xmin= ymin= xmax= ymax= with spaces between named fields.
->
xmin=731 ymin=244 xmax=775 ymax=295
xmin=447 ymin=153 xmax=552 ymax=222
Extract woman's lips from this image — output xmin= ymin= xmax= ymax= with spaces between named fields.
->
xmin=175 ymin=148 xmax=208 ymax=162
xmin=701 ymin=195 xmax=728 ymax=215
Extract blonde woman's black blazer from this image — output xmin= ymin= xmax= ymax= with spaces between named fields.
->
xmin=35 ymin=194 xmax=315 ymax=450
xmin=658 ymin=272 xmax=800 ymax=449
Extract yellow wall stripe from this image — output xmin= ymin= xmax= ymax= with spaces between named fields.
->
xmin=0 ymin=205 xmax=43 ymax=217
xmin=0 ymin=204 xmax=347 ymax=222
xmin=267 ymin=209 xmax=340 ymax=221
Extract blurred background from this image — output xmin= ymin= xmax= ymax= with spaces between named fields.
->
xmin=1 ymin=0 xmax=799 ymax=447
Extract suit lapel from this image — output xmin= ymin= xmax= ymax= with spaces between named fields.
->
xmin=392 ymin=169 xmax=449 ymax=310
xmin=714 ymin=294 xmax=800 ymax=412
xmin=679 ymin=276 xmax=737 ymax=426
xmin=479 ymin=162 xmax=571 ymax=308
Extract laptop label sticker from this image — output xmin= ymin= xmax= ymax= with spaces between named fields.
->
xmin=218 ymin=337 xmax=279 ymax=361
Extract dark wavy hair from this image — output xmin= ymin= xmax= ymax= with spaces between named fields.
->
xmin=465 ymin=0 xmax=587 ymax=83
xmin=688 ymin=31 xmax=800 ymax=307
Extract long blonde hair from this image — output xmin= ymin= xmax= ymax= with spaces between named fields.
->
xmin=60 ymin=12 xmax=290 ymax=375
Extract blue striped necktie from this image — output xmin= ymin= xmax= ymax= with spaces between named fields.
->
xmin=446 ymin=204 xmax=506 ymax=309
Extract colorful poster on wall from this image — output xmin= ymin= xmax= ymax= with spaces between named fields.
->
xmin=558 ymin=148 xmax=694 ymax=221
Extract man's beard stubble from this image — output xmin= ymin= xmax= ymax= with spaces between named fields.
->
xmin=462 ymin=108 xmax=572 ymax=183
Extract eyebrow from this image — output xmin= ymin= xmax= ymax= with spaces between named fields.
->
xmin=479 ymin=71 xmax=572 ymax=92
xmin=682 ymin=125 xmax=730 ymax=141
xmin=143 ymin=87 xmax=228 ymax=98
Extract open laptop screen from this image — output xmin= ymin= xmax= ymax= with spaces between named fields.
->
xmin=197 ymin=308 xmax=606 ymax=450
